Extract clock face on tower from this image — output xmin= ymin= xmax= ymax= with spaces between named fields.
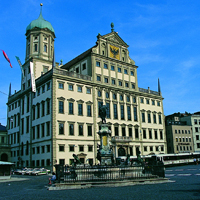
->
xmin=110 ymin=45 xmax=120 ymax=60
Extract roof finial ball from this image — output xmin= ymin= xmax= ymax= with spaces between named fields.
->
xmin=40 ymin=3 xmax=43 ymax=6
xmin=111 ymin=22 xmax=114 ymax=32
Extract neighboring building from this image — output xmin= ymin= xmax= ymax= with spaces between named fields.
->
xmin=7 ymin=6 xmax=166 ymax=170
xmin=180 ymin=112 xmax=200 ymax=152
xmin=0 ymin=124 xmax=10 ymax=161
xmin=165 ymin=113 xmax=193 ymax=154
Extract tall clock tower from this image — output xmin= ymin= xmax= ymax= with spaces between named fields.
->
xmin=24 ymin=4 xmax=55 ymax=80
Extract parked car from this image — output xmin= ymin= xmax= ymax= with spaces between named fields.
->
xmin=18 ymin=168 xmax=28 ymax=175
xmin=31 ymin=168 xmax=49 ymax=176
xmin=13 ymin=169 xmax=22 ymax=175
xmin=25 ymin=168 xmax=34 ymax=175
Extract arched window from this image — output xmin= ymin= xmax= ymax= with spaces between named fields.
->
xmin=44 ymin=44 xmax=47 ymax=52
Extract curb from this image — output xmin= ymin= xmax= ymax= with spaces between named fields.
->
xmin=0 ymin=177 xmax=30 ymax=183
xmin=48 ymin=178 xmax=171 ymax=190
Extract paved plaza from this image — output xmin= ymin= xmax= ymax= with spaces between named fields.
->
xmin=0 ymin=165 xmax=200 ymax=200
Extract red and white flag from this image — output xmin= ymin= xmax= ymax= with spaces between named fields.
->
xmin=1 ymin=50 xmax=12 ymax=68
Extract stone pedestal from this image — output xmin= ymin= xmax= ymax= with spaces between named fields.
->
xmin=98 ymin=123 xmax=113 ymax=165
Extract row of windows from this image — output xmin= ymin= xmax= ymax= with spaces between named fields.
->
xmin=9 ymin=82 xmax=50 ymax=113
xmin=8 ymin=132 xmax=20 ymax=145
xmin=176 ymin=145 xmax=192 ymax=151
xmin=58 ymin=100 xmax=138 ymax=122
xmin=32 ymin=144 xmax=51 ymax=154
xmin=33 ymin=43 xmax=48 ymax=53
xmin=58 ymin=123 xmax=92 ymax=136
xmin=96 ymin=61 xmax=135 ymax=76
xmin=140 ymin=98 xmax=161 ymax=106
xmin=142 ymin=129 xmax=163 ymax=140
xmin=8 ymin=114 xmax=20 ymax=129
xmin=194 ymin=119 xmax=200 ymax=125
xmin=97 ymin=91 xmax=137 ymax=103
xmin=58 ymin=82 xmax=92 ymax=94
xmin=96 ymin=75 xmax=135 ymax=89
xmin=9 ymin=100 xmax=20 ymax=111
xmin=175 ymin=137 xmax=192 ymax=142
xmin=141 ymin=112 xmax=162 ymax=124
xmin=34 ymin=82 xmax=51 ymax=98
xmin=194 ymin=127 xmax=200 ymax=132
xmin=143 ymin=145 xmax=164 ymax=152
xmin=59 ymin=144 xmax=93 ymax=153
xmin=32 ymin=99 xmax=51 ymax=120
xmin=32 ymin=122 xmax=51 ymax=140
xmin=174 ymin=129 xmax=191 ymax=134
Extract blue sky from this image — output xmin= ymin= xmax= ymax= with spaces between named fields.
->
xmin=0 ymin=0 xmax=200 ymax=126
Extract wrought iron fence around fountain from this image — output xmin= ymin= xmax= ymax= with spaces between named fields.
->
xmin=55 ymin=164 xmax=164 ymax=183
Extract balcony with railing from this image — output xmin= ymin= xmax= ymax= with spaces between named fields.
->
xmin=53 ymin=68 xmax=92 ymax=81
xmin=139 ymin=87 xmax=160 ymax=96
xmin=111 ymin=136 xmax=132 ymax=143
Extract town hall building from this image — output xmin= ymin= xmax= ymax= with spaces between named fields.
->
xmin=7 ymin=6 xmax=166 ymax=170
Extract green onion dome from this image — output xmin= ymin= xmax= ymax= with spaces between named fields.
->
xmin=26 ymin=9 xmax=54 ymax=33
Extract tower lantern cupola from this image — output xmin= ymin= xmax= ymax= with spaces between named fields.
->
xmin=25 ymin=3 xmax=55 ymax=63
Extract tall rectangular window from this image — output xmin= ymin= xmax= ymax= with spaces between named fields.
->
xmin=69 ymin=124 xmax=74 ymax=136
xmin=143 ymin=129 xmax=146 ymax=139
xmin=113 ymin=104 xmax=118 ymax=119
xmin=59 ymin=101 xmax=64 ymax=113
xmin=41 ymin=123 xmax=45 ymax=137
xmin=106 ymin=103 xmax=110 ymax=118
xmin=37 ymin=104 xmax=40 ymax=118
xmin=160 ymin=131 xmax=163 ymax=140
xmin=42 ymin=101 xmax=45 ymax=116
xmin=78 ymin=104 xmax=83 ymax=116
xmin=148 ymin=113 xmax=151 ymax=123
xmin=46 ymin=122 xmax=50 ymax=136
xmin=155 ymin=130 xmax=158 ymax=139
xmin=98 ymin=101 xmax=103 ymax=117
xmin=59 ymin=123 xmax=64 ymax=135
xmin=46 ymin=100 xmax=50 ymax=115
xmin=122 ymin=127 xmax=126 ymax=136
xmin=79 ymin=125 xmax=83 ymax=136
xmin=32 ymin=127 xmax=35 ymax=140
xmin=153 ymin=114 xmax=156 ymax=123
xmin=26 ymin=116 xmax=29 ymax=133
xmin=159 ymin=115 xmax=162 ymax=124
xmin=114 ymin=126 xmax=119 ymax=136
xmin=27 ymin=96 xmax=29 ymax=112
xmin=134 ymin=107 xmax=137 ymax=121
xmin=87 ymin=105 xmax=92 ymax=117
xmin=88 ymin=125 xmax=92 ymax=136
xmin=69 ymin=102 xmax=73 ymax=114
xmin=142 ymin=113 xmax=145 ymax=122
xmin=121 ymin=105 xmax=124 ymax=120
xmin=135 ymin=128 xmax=139 ymax=139
xmin=127 ymin=106 xmax=131 ymax=120
xmin=21 ymin=118 xmax=24 ymax=135
xmin=149 ymin=130 xmax=152 ymax=139
xmin=129 ymin=127 xmax=132 ymax=137
xmin=22 ymin=98 xmax=24 ymax=115
xmin=37 ymin=125 xmax=40 ymax=138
